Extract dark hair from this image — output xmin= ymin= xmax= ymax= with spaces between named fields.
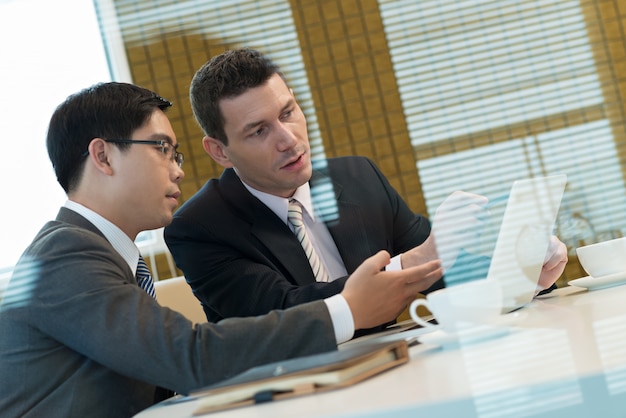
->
xmin=189 ymin=48 xmax=284 ymax=145
xmin=46 ymin=82 xmax=172 ymax=193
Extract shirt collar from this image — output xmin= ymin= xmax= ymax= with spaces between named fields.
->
xmin=63 ymin=200 xmax=140 ymax=274
xmin=240 ymin=180 xmax=315 ymax=225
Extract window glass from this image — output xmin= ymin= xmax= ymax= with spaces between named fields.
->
xmin=0 ymin=0 xmax=111 ymax=273
xmin=379 ymin=0 xmax=626 ymax=255
xmin=105 ymin=0 xmax=326 ymax=156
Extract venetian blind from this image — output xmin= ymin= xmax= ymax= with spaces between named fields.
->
xmin=379 ymin=0 xmax=626 ymax=255
xmin=99 ymin=0 xmax=326 ymax=158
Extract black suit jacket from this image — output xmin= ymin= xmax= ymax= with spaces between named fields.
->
xmin=165 ymin=156 xmax=444 ymax=323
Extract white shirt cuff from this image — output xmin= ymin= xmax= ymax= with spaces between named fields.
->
xmin=324 ymin=294 xmax=354 ymax=344
xmin=386 ymin=254 xmax=403 ymax=271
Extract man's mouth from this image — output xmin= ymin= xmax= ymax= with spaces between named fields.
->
xmin=281 ymin=151 xmax=307 ymax=170
xmin=282 ymin=155 xmax=302 ymax=168
xmin=167 ymin=191 xmax=181 ymax=200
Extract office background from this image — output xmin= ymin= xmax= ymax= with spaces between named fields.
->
xmin=63 ymin=0 xmax=626 ymax=281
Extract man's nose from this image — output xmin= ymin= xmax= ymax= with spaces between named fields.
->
xmin=275 ymin=123 xmax=298 ymax=151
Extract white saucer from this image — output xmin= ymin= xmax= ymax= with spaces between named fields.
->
xmin=417 ymin=323 xmax=510 ymax=349
xmin=568 ymin=271 xmax=626 ymax=291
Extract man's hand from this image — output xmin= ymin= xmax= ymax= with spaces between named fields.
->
xmin=341 ymin=251 xmax=443 ymax=330
xmin=537 ymin=235 xmax=568 ymax=291
xmin=403 ymin=191 xmax=488 ymax=272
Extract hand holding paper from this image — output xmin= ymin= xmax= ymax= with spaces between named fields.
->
xmin=428 ymin=191 xmax=489 ymax=271
xmin=402 ymin=191 xmax=488 ymax=273
xmin=536 ymin=235 xmax=568 ymax=291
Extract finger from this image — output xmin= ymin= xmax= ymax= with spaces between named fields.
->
xmin=439 ymin=193 xmax=488 ymax=213
xmin=542 ymin=237 xmax=568 ymax=267
xmin=400 ymin=259 xmax=443 ymax=284
xmin=542 ymin=251 xmax=568 ymax=271
xmin=358 ymin=250 xmax=391 ymax=273
xmin=405 ymin=270 xmax=444 ymax=296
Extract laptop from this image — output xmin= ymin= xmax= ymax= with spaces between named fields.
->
xmin=485 ymin=174 xmax=567 ymax=313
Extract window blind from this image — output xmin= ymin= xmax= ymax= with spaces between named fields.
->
xmin=379 ymin=0 xmax=626 ymax=254
xmin=99 ymin=0 xmax=326 ymax=158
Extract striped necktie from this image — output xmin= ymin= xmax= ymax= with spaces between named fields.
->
xmin=288 ymin=199 xmax=330 ymax=282
xmin=136 ymin=255 xmax=156 ymax=298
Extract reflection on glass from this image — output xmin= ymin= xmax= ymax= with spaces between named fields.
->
xmin=460 ymin=328 xmax=582 ymax=417
xmin=311 ymin=159 xmax=339 ymax=224
xmin=0 ymin=258 xmax=40 ymax=309
xmin=594 ymin=315 xmax=626 ymax=395
xmin=515 ymin=224 xmax=550 ymax=278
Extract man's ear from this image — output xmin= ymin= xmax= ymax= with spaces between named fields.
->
xmin=86 ymin=138 xmax=114 ymax=175
xmin=202 ymin=136 xmax=233 ymax=168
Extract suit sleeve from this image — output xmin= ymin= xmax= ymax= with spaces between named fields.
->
xmin=14 ymin=225 xmax=337 ymax=396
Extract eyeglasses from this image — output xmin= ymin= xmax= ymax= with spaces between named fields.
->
xmin=103 ymin=139 xmax=184 ymax=168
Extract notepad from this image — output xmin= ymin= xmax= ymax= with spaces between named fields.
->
xmin=190 ymin=340 xmax=409 ymax=415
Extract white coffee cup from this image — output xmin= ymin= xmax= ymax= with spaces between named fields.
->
xmin=575 ymin=237 xmax=626 ymax=278
xmin=409 ymin=279 xmax=503 ymax=333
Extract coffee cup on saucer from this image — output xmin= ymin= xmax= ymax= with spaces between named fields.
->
xmin=409 ymin=279 xmax=503 ymax=334
xmin=576 ymin=237 xmax=626 ymax=279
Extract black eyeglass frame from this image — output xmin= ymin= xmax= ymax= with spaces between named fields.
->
xmin=82 ymin=139 xmax=184 ymax=167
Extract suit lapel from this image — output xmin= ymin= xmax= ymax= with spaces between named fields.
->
xmin=219 ymin=169 xmax=317 ymax=285
xmin=218 ymin=163 xmax=375 ymax=282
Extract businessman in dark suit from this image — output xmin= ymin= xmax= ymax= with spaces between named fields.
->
xmin=166 ymin=153 xmax=443 ymax=324
xmin=0 ymin=82 xmax=442 ymax=418
xmin=164 ymin=48 xmax=568 ymax=325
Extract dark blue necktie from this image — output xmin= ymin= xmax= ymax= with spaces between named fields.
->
xmin=136 ymin=255 xmax=156 ymax=298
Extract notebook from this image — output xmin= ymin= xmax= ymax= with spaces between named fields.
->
xmin=484 ymin=174 xmax=568 ymax=313
xmin=188 ymin=339 xmax=409 ymax=415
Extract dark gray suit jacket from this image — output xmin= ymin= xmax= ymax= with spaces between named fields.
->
xmin=165 ymin=156 xmax=444 ymax=323
xmin=0 ymin=208 xmax=336 ymax=418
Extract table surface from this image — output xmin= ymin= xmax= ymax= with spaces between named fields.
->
xmin=135 ymin=283 xmax=626 ymax=418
